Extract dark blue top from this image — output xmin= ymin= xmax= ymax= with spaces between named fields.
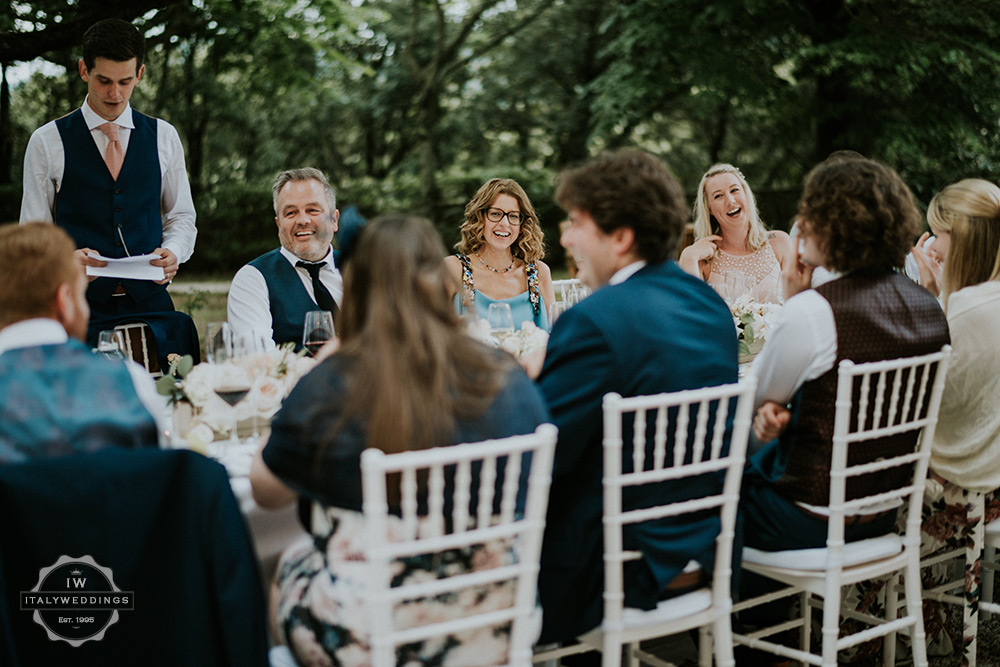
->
xmin=262 ymin=349 xmax=551 ymax=516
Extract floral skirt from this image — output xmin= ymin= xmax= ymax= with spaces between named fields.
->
xmin=840 ymin=481 xmax=1000 ymax=665
xmin=274 ymin=506 xmax=528 ymax=667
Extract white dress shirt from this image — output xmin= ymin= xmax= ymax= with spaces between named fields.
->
xmin=19 ymin=97 xmax=197 ymax=263
xmin=0 ymin=318 xmax=168 ymax=443
xmin=227 ymin=246 xmax=344 ymax=348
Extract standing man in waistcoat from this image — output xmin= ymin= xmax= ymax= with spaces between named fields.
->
xmin=0 ymin=223 xmax=163 ymax=463
xmin=227 ymin=168 xmax=343 ymax=350
xmin=743 ymin=157 xmax=950 ymax=550
xmin=19 ymin=18 xmax=199 ymax=365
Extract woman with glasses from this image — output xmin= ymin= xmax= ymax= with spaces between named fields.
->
xmin=445 ymin=178 xmax=555 ymax=330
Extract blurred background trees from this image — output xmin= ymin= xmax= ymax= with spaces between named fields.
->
xmin=2 ymin=0 xmax=999 ymax=275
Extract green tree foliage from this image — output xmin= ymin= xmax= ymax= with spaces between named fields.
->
xmin=4 ymin=0 xmax=999 ymax=270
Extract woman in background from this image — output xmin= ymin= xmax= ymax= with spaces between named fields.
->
xmin=679 ymin=163 xmax=793 ymax=303
xmin=918 ymin=178 xmax=1000 ymax=659
xmin=250 ymin=214 xmax=550 ymax=667
xmin=445 ymin=178 xmax=555 ymax=330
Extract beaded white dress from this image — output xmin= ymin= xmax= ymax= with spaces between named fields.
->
xmin=707 ymin=242 xmax=782 ymax=303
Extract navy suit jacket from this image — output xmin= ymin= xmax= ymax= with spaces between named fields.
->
xmin=536 ymin=260 xmax=738 ymax=643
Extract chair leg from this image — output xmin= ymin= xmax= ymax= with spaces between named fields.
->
xmin=820 ymin=588 xmax=841 ymax=667
xmin=712 ymin=617 xmax=734 ymax=667
xmin=883 ymin=574 xmax=899 ymax=667
xmin=961 ymin=496 xmax=985 ymax=667
xmin=800 ymin=590 xmax=812 ymax=657
xmin=904 ymin=561 xmax=929 ymax=667
xmin=984 ymin=543 xmax=997 ymax=620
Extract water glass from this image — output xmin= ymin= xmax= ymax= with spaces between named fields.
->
xmin=97 ymin=330 xmax=127 ymax=361
xmin=303 ymin=310 xmax=334 ymax=357
xmin=205 ymin=322 xmax=232 ymax=363
xmin=549 ymin=301 xmax=570 ymax=327
xmin=487 ymin=303 xmax=515 ymax=335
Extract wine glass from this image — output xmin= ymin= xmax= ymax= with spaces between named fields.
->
xmin=549 ymin=301 xmax=570 ymax=327
xmin=487 ymin=303 xmax=515 ymax=337
xmin=725 ymin=271 xmax=752 ymax=302
xmin=205 ymin=321 xmax=232 ymax=364
xmin=97 ymin=330 xmax=127 ymax=361
xmin=303 ymin=310 xmax=334 ymax=357
xmin=710 ymin=282 xmax=732 ymax=305
xmin=233 ymin=332 xmax=268 ymax=440
xmin=213 ymin=362 xmax=252 ymax=447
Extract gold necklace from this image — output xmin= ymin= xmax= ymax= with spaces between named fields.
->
xmin=475 ymin=252 xmax=515 ymax=274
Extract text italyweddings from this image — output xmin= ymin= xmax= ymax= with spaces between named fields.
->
xmin=21 ymin=593 xmax=133 ymax=610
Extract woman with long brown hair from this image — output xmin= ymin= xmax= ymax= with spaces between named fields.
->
xmin=250 ymin=214 xmax=549 ymax=666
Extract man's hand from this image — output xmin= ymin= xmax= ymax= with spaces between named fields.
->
xmin=780 ymin=244 xmax=814 ymax=301
xmin=75 ymin=247 xmax=107 ymax=282
xmin=150 ymin=248 xmax=179 ymax=284
xmin=753 ymin=401 xmax=791 ymax=442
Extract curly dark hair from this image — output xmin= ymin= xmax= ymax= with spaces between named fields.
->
xmin=554 ymin=148 xmax=688 ymax=263
xmin=797 ymin=158 xmax=920 ymax=273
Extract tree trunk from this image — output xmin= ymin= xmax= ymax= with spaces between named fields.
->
xmin=0 ymin=63 xmax=11 ymax=184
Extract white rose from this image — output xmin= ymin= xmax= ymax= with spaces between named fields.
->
xmin=519 ymin=322 xmax=549 ymax=354
xmin=180 ymin=364 xmax=214 ymax=409
xmin=184 ymin=422 xmax=216 ymax=452
xmin=255 ymin=376 xmax=285 ymax=418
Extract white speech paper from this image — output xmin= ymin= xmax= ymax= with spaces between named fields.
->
xmin=85 ymin=252 xmax=166 ymax=281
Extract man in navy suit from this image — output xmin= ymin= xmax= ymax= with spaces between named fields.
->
xmin=535 ymin=148 xmax=739 ymax=644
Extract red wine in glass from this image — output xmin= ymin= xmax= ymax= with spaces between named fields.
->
xmin=215 ymin=385 xmax=250 ymax=407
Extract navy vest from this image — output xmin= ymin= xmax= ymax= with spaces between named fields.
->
xmin=249 ymin=249 xmax=328 ymax=349
xmin=0 ymin=340 xmax=159 ymax=463
xmin=55 ymin=109 xmax=165 ymax=305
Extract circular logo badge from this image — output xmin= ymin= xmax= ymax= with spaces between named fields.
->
xmin=20 ymin=555 xmax=134 ymax=646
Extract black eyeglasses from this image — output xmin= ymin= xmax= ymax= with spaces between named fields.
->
xmin=485 ymin=208 xmax=523 ymax=226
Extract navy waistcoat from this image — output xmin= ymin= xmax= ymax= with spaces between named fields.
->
xmin=55 ymin=109 xmax=165 ymax=305
xmin=249 ymin=249 xmax=325 ymax=349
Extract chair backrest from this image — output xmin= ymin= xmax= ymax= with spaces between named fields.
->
xmin=115 ymin=322 xmax=162 ymax=376
xmin=825 ymin=346 xmax=951 ymax=547
xmin=601 ymin=379 xmax=756 ymax=630
xmin=361 ymin=424 xmax=557 ymax=667
xmin=0 ymin=448 xmax=267 ymax=666
xmin=552 ymin=278 xmax=590 ymax=303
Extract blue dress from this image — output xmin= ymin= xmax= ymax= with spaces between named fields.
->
xmin=453 ymin=254 xmax=549 ymax=331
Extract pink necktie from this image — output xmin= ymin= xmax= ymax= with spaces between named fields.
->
xmin=98 ymin=123 xmax=124 ymax=180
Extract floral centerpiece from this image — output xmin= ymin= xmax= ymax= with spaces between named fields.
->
xmin=463 ymin=318 xmax=549 ymax=360
xmin=157 ymin=344 xmax=316 ymax=447
xmin=729 ymin=293 xmax=781 ymax=362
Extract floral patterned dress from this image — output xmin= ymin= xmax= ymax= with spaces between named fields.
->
xmin=275 ymin=506 xmax=531 ymax=667
xmin=839 ymin=481 xmax=1000 ymax=665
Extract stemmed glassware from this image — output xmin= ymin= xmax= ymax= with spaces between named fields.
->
xmin=549 ymin=301 xmax=570 ymax=327
xmin=205 ymin=321 xmax=232 ymax=364
xmin=233 ymin=332 xmax=268 ymax=440
xmin=303 ymin=310 xmax=334 ymax=357
xmin=487 ymin=303 xmax=515 ymax=337
xmin=212 ymin=362 xmax=252 ymax=448
xmin=97 ymin=330 xmax=127 ymax=361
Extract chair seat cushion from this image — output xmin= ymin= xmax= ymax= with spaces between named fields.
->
xmin=579 ymin=589 xmax=713 ymax=641
xmin=743 ymin=535 xmax=903 ymax=571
